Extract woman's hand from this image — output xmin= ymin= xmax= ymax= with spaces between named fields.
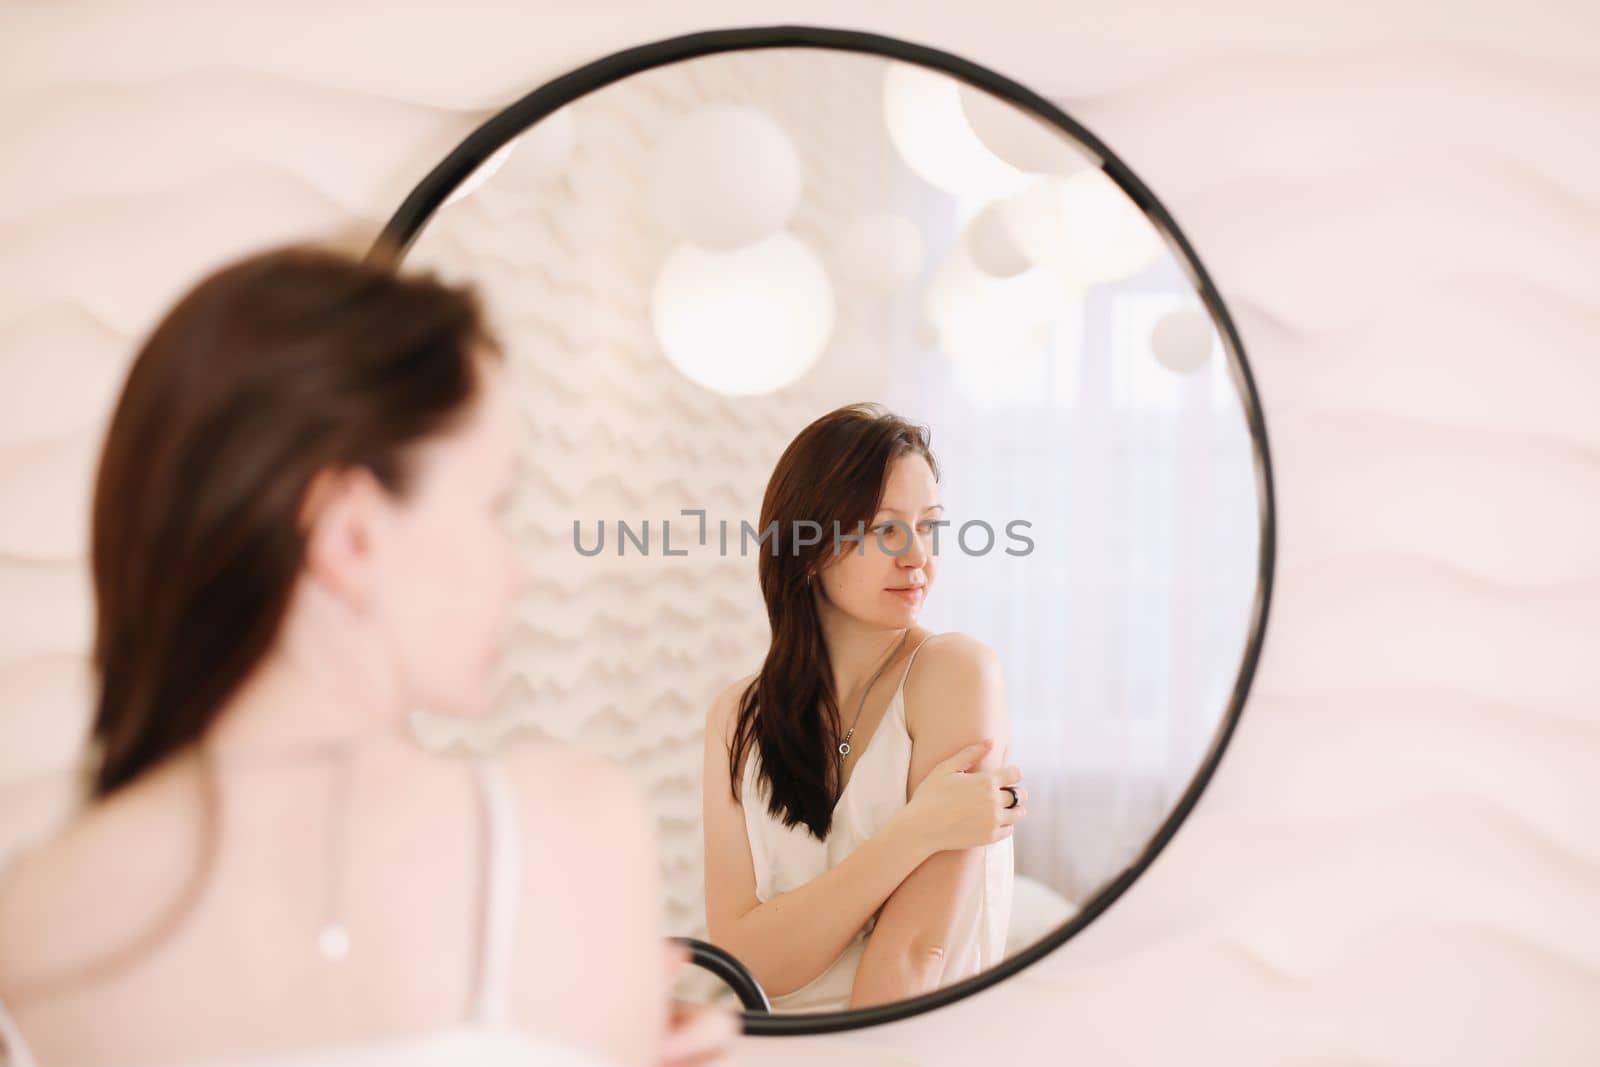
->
xmin=896 ymin=739 xmax=1025 ymax=855
xmin=657 ymin=941 xmax=741 ymax=1067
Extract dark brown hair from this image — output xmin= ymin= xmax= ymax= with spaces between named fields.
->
xmin=88 ymin=242 xmax=501 ymax=799
xmin=727 ymin=402 xmax=939 ymax=840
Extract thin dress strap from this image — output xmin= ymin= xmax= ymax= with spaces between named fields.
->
xmin=0 ymin=993 xmax=36 ymax=1067
xmin=469 ymin=752 xmax=520 ymax=1027
xmin=0 ymin=851 xmax=36 ymax=1067
xmin=891 ymin=632 xmax=940 ymax=701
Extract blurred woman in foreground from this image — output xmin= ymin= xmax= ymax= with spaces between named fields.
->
xmin=0 ymin=244 xmax=734 ymax=1067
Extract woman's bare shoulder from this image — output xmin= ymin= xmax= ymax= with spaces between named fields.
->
xmin=487 ymin=737 xmax=667 ymax=1064
xmin=494 ymin=734 xmax=653 ymax=835
xmin=903 ymin=631 xmax=1006 ymax=737
xmin=705 ymin=672 xmax=759 ymax=748
xmin=912 ymin=631 xmax=1000 ymax=675
xmin=0 ymin=754 xmax=209 ymax=990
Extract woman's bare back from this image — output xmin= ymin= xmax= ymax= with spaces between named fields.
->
xmin=0 ymin=735 xmax=666 ymax=1067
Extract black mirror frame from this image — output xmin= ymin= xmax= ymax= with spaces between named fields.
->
xmin=672 ymin=936 xmax=774 ymax=1013
xmin=375 ymin=23 xmax=1276 ymax=1038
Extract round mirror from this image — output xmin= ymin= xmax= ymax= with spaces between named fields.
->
xmin=379 ymin=25 xmax=1274 ymax=1035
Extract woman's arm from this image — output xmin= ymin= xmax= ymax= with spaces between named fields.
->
xmin=701 ymin=677 xmax=938 ymax=998
xmin=847 ymin=634 xmax=1009 ymax=1010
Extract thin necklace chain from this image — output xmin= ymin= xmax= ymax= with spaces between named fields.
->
xmin=838 ymin=628 xmax=911 ymax=761
xmin=200 ymin=736 xmax=359 ymax=963
xmin=317 ymin=744 xmax=354 ymax=962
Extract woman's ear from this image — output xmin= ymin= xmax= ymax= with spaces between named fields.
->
xmin=299 ymin=466 xmax=382 ymax=611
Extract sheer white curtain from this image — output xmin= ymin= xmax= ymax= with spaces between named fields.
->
xmin=880 ymin=199 xmax=1261 ymax=905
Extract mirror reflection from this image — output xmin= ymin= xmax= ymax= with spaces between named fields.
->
xmin=400 ymin=47 xmax=1263 ymax=1015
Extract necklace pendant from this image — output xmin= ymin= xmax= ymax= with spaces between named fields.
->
xmin=317 ymin=921 xmax=351 ymax=962
xmin=838 ymin=741 xmax=851 ymax=757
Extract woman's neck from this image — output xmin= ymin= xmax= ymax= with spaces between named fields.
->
xmin=814 ymin=599 xmax=915 ymax=701
xmin=202 ymin=633 xmax=409 ymax=758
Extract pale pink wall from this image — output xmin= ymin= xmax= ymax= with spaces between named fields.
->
xmin=1 ymin=3 xmax=1596 ymax=1064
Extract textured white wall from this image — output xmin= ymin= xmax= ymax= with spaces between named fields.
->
xmin=1 ymin=3 xmax=1596 ymax=1064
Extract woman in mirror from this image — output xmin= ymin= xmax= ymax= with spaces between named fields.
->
xmin=0 ymin=245 xmax=734 ymax=1067
xmin=702 ymin=403 xmax=1022 ymax=1013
